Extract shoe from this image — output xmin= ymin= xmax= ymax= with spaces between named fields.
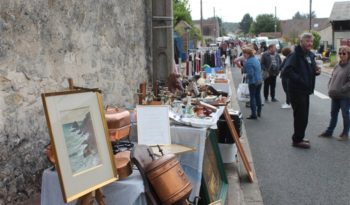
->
xmin=302 ymin=139 xmax=310 ymax=143
xmin=292 ymin=141 xmax=311 ymax=149
xmin=257 ymin=113 xmax=261 ymax=117
xmin=335 ymin=134 xmax=349 ymax=141
xmin=246 ymin=115 xmax=257 ymax=120
xmin=281 ymin=103 xmax=291 ymax=109
xmin=271 ymin=98 xmax=279 ymax=102
xmin=318 ymin=132 xmax=332 ymax=138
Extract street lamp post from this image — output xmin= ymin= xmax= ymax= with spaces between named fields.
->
xmin=185 ymin=26 xmax=191 ymax=62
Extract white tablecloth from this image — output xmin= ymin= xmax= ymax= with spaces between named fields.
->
xmin=170 ymin=125 xmax=208 ymax=201
xmin=41 ymin=168 xmax=147 ymax=205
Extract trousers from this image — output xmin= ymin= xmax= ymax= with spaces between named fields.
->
xmin=290 ymin=92 xmax=310 ymax=142
xmin=264 ymin=75 xmax=277 ymax=100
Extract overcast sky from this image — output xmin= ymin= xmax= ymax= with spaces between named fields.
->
xmin=188 ymin=0 xmax=340 ymax=22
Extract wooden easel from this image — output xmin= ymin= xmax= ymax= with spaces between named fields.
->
xmin=223 ymin=106 xmax=254 ymax=182
xmin=68 ymin=78 xmax=107 ymax=205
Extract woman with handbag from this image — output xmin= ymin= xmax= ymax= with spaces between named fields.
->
xmin=242 ymin=47 xmax=263 ymax=119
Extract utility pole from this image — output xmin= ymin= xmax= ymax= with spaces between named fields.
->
xmin=309 ymin=0 xmax=312 ymax=32
xmin=274 ymin=6 xmax=277 ymax=33
xmin=200 ymin=0 xmax=203 ymax=46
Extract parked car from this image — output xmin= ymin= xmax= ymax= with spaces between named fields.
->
xmin=266 ymin=39 xmax=282 ymax=52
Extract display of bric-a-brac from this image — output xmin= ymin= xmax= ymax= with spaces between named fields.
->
xmin=60 ymin=107 xmax=101 ymax=174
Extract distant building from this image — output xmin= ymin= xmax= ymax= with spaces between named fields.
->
xmin=280 ymin=18 xmax=331 ymax=46
xmin=193 ymin=18 xmax=219 ymax=44
xmin=330 ymin=1 xmax=350 ymax=50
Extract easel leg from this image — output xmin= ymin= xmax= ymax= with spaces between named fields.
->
xmin=77 ymin=189 xmax=106 ymax=205
xmin=95 ymin=189 xmax=106 ymax=205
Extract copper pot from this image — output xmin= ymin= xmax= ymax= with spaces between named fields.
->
xmin=46 ymin=143 xmax=56 ymax=165
xmin=114 ymin=150 xmax=132 ymax=180
xmin=105 ymin=107 xmax=131 ymax=141
xmin=146 ymin=154 xmax=192 ymax=205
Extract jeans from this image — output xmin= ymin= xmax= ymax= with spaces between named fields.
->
xmin=264 ymin=75 xmax=277 ymax=100
xmin=290 ymin=92 xmax=310 ymax=142
xmin=325 ymin=98 xmax=350 ymax=136
xmin=248 ymin=83 xmax=262 ymax=117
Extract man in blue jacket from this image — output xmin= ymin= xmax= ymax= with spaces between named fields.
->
xmin=282 ymin=33 xmax=321 ymax=148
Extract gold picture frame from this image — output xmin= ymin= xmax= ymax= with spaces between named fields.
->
xmin=42 ymin=90 xmax=118 ymax=203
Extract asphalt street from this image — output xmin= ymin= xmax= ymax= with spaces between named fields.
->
xmin=231 ymin=66 xmax=350 ymax=205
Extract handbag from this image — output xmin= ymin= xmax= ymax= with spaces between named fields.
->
xmin=237 ymin=74 xmax=250 ymax=102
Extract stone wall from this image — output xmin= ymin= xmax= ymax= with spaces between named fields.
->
xmin=0 ymin=0 xmax=151 ymax=204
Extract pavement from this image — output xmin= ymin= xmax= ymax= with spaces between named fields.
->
xmin=225 ymin=65 xmax=264 ymax=205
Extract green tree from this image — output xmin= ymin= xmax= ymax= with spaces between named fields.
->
xmin=311 ymin=31 xmax=321 ymax=50
xmin=239 ymin=14 xmax=253 ymax=35
xmin=292 ymin=11 xmax=316 ymax=19
xmin=217 ymin=17 xmax=226 ymax=36
xmin=254 ymin=14 xmax=280 ymax=35
xmin=292 ymin=11 xmax=305 ymax=19
xmin=249 ymin=22 xmax=256 ymax=35
xmin=173 ymin=0 xmax=202 ymax=41
xmin=173 ymin=0 xmax=192 ymax=26
xmin=306 ymin=11 xmax=317 ymax=19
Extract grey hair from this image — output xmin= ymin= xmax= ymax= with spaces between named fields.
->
xmin=300 ymin=32 xmax=313 ymax=41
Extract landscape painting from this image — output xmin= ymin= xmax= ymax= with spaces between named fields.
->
xmin=60 ymin=107 xmax=101 ymax=175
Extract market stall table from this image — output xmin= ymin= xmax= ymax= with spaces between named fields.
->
xmin=41 ymin=168 xmax=147 ymax=205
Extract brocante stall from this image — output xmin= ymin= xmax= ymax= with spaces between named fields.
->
xmin=40 ymin=54 xmax=252 ymax=205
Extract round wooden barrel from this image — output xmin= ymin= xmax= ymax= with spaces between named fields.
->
xmin=146 ymin=154 xmax=192 ymax=205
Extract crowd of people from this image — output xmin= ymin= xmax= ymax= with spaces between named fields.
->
xmin=222 ymin=32 xmax=350 ymax=149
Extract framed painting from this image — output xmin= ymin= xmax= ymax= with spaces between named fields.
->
xmin=200 ymin=129 xmax=228 ymax=204
xmin=41 ymin=90 xmax=118 ymax=203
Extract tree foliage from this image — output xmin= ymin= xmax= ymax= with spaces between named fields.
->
xmin=217 ymin=17 xmax=226 ymax=36
xmin=173 ymin=0 xmax=192 ymax=26
xmin=292 ymin=11 xmax=316 ymax=19
xmin=253 ymin=14 xmax=280 ymax=35
xmin=239 ymin=14 xmax=253 ymax=34
xmin=173 ymin=0 xmax=201 ymax=40
xmin=312 ymin=31 xmax=321 ymax=50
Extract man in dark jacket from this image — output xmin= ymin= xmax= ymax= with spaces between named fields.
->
xmin=282 ymin=32 xmax=321 ymax=149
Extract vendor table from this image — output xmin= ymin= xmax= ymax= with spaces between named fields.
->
xmin=41 ymin=168 xmax=147 ymax=205
xmin=41 ymin=126 xmax=208 ymax=205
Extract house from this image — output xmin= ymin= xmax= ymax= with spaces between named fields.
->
xmin=193 ymin=18 xmax=220 ymax=44
xmin=280 ymin=18 xmax=332 ymax=46
xmin=330 ymin=1 xmax=350 ymax=50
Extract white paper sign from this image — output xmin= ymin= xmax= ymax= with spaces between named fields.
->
xmin=137 ymin=105 xmax=171 ymax=145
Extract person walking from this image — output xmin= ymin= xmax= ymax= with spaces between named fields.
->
xmin=282 ymin=32 xmax=321 ymax=148
xmin=260 ymin=44 xmax=282 ymax=102
xmin=242 ymin=47 xmax=263 ymax=119
xmin=280 ymin=47 xmax=292 ymax=108
xmin=319 ymin=46 xmax=350 ymax=141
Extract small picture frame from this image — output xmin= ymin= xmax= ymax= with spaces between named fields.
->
xmin=42 ymin=90 xmax=118 ymax=203
xmin=136 ymin=105 xmax=171 ymax=145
